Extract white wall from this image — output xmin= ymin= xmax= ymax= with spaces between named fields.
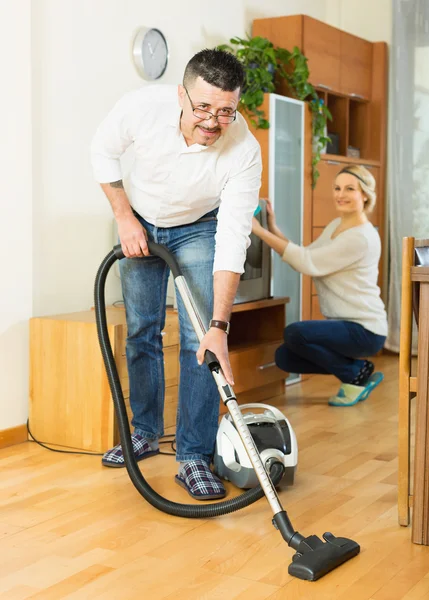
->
xmin=0 ymin=1 xmax=32 ymax=430
xmin=1 ymin=0 xmax=391 ymax=430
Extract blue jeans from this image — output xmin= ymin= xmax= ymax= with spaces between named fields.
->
xmin=119 ymin=210 xmax=219 ymax=463
xmin=275 ymin=320 xmax=386 ymax=384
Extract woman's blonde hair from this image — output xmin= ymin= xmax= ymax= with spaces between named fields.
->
xmin=336 ymin=164 xmax=376 ymax=213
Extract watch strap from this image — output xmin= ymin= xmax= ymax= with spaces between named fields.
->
xmin=209 ymin=319 xmax=230 ymax=335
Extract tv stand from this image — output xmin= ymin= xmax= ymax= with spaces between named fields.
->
xmin=29 ymin=297 xmax=289 ymax=452
xmin=226 ymin=296 xmax=289 ymax=409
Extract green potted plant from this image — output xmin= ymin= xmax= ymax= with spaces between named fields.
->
xmin=217 ymin=36 xmax=331 ymax=187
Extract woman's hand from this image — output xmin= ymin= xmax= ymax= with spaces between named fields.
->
xmin=265 ymin=199 xmax=277 ymax=233
xmin=252 ymin=216 xmax=264 ymax=236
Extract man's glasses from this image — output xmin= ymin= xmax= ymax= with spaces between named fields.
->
xmin=184 ymin=86 xmax=237 ymax=124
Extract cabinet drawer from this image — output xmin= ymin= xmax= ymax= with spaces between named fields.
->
xmin=229 ymin=342 xmax=284 ymax=394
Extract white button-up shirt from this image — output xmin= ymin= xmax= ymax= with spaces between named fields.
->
xmin=91 ymin=84 xmax=262 ymax=273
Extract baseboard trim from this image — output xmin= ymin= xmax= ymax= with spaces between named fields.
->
xmin=0 ymin=424 xmax=28 ymax=449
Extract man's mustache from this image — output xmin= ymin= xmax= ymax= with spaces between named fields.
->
xmin=197 ymin=125 xmax=220 ymax=132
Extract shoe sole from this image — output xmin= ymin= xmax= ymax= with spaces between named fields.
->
xmin=175 ymin=474 xmax=226 ymax=501
xmin=102 ymin=448 xmax=159 ymax=468
xmin=329 ymin=372 xmax=384 ymax=407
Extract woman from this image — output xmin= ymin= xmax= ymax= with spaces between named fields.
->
xmin=252 ymin=165 xmax=387 ymax=406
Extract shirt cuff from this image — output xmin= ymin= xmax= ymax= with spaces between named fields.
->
xmin=213 ymin=251 xmax=246 ymax=274
xmin=282 ymin=241 xmax=304 ymax=269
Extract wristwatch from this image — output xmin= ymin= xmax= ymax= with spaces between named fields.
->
xmin=209 ymin=319 xmax=230 ymax=335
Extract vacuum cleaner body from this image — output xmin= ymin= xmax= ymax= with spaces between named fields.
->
xmin=214 ymin=403 xmax=298 ymax=489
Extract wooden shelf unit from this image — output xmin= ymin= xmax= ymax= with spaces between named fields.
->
xmin=29 ymin=297 xmax=289 ymax=452
xmin=252 ymin=14 xmax=388 ymax=321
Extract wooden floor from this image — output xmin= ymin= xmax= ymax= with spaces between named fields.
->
xmin=1 ymin=353 xmax=429 ymax=599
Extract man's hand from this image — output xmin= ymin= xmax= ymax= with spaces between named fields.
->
xmin=196 ymin=327 xmax=234 ymax=386
xmin=117 ymin=214 xmax=149 ymax=257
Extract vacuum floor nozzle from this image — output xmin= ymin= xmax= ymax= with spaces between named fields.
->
xmin=288 ymin=532 xmax=360 ymax=581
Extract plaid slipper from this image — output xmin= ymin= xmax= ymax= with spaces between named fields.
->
xmin=175 ymin=459 xmax=226 ymax=500
xmin=102 ymin=433 xmax=159 ymax=468
xmin=328 ymin=372 xmax=384 ymax=407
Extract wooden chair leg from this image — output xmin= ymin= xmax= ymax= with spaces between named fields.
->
xmin=398 ymin=237 xmax=414 ymax=526
xmin=398 ymin=392 xmax=411 ymax=526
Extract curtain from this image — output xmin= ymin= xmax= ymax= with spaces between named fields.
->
xmin=385 ymin=0 xmax=429 ymax=351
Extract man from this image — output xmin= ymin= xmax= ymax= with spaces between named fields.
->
xmin=91 ymin=48 xmax=261 ymax=500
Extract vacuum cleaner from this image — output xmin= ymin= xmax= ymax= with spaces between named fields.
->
xmin=94 ymin=242 xmax=360 ymax=582
xmin=214 ymin=403 xmax=297 ymax=489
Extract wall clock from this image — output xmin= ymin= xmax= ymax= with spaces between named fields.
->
xmin=132 ymin=27 xmax=168 ymax=80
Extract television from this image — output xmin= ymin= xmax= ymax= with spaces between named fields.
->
xmin=234 ymin=199 xmax=271 ymax=304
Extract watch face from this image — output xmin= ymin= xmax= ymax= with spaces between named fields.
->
xmin=133 ymin=28 xmax=168 ymax=80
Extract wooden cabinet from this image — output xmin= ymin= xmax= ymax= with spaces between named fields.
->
xmin=29 ymin=298 xmax=289 ymax=452
xmin=29 ymin=307 xmax=179 ymax=453
xmin=252 ymin=15 xmax=387 ymax=322
xmin=253 ymin=15 xmax=387 ymax=162
xmin=340 ymin=31 xmax=372 ymax=100
xmin=227 ymin=298 xmax=289 ymax=405
xmin=303 ymin=16 xmax=341 ymax=92
xmin=254 ymin=15 xmax=374 ymax=99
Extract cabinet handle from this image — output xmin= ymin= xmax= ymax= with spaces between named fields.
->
xmin=258 ymin=362 xmax=276 ymax=370
xmin=316 ymin=84 xmax=332 ymax=90
xmin=326 ymin=160 xmax=342 ymax=165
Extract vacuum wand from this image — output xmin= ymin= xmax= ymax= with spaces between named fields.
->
xmin=101 ymin=242 xmax=360 ymax=581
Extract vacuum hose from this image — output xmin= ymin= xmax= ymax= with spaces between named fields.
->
xmin=94 ymin=244 xmax=285 ymax=518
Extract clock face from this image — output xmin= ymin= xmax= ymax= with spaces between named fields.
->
xmin=133 ymin=28 xmax=168 ymax=80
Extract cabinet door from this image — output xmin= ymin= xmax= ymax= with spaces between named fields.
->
xmin=269 ymin=94 xmax=304 ymax=328
xmin=269 ymin=94 xmax=305 ymax=381
xmin=303 ymin=16 xmax=341 ymax=93
xmin=340 ymin=32 xmax=372 ymax=100
xmin=313 ymin=160 xmax=342 ymax=227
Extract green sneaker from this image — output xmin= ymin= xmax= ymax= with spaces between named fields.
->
xmin=328 ymin=372 xmax=384 ymax=407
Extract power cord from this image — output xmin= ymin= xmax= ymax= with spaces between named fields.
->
xmin=26 ymin=419 xmax=177 ymax=456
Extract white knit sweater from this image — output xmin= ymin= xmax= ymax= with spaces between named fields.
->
xmin=282 ymin=218 xmax=388 ymax=336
